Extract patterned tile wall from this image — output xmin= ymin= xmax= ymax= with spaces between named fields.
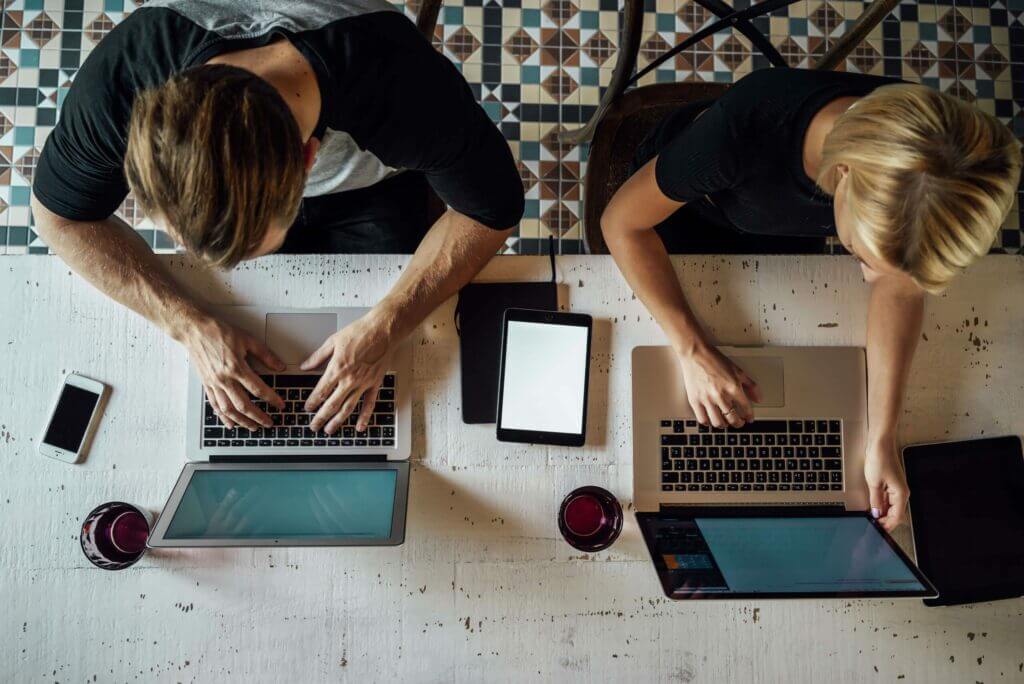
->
xmin=1 ymin=0 xmax=1022 ymax=255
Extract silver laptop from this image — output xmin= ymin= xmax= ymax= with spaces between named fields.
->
xmin=185 ymin=306 xmax=412 ymax=462
xmin=631 ymin=346 xmax=937 ymax=600
xmin=150 ymin=306 xmax=413 ymax=548
xmin=633 ymin=345 xmax=868 ymax=511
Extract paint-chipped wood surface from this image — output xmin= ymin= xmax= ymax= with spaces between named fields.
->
xmin=1 ymin=255 xmax=1022 ymax=683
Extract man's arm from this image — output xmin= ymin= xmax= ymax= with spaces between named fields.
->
xmin=863 ymin=270 xmax=925 ymax=530
xmin=305 ymin=209 xmax=511 ymax=433
xmin=377 ymin=209 xmax=513 ymax=342
xmin=32 ymin=194 xmax=203 ymax=336
xmin=31 ymin=194 xmax=285 ymax=430
xmin=300 ymin=26 xmax=521 ymax=434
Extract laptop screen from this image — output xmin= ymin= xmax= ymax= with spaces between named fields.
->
xmin=163 ymin=469 xmax=397 ymax=541
xmin=642 ymin=513 xmax=932 ymax=598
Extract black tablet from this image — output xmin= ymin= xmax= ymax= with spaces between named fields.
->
xmin=903 ymin=436 xmax=1024 ymax=606
xmin=496 ymin=308 xmax=592 ymax=446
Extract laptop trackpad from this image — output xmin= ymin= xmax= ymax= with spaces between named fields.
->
xmin=728 ymin=356 xmax=784 ymax=408
xmin=265 ymin=313 xmax=339 ymax=366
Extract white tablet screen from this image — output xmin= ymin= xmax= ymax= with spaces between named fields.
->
xmin=500 ymin=320 xmax=588 ymax=434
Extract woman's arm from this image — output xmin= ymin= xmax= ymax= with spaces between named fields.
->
xmin=601 ymin=158 xmax=760 ymax=428
xmin=862 ymin=269 xmax=925 ymax=530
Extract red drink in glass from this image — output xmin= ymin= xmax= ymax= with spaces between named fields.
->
xmin=80 ymin=502 xmax=152 ymax=570
xmin=558 ymin=486 xmax=622 ymax=552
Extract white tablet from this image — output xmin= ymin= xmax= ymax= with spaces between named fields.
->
xmin=496 ymin=308 xmax=592 ymax=447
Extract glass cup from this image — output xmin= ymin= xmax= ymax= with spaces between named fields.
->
xmin=80 ymin=501 xmax=153 ymax=570
xmin=557 ymin=486 xmax=623 ymax=552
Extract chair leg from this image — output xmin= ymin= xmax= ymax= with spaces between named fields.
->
xmin=558 ymin=0 xmax=644 ymax=145
xmin=814 ymin=0 xmax=899 ymax=71
xmin=416 ymin=0 xmax=443 ymax=40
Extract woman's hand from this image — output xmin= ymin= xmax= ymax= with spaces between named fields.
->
xmin=677 ymin=344 xmax=761 ymax=428
xmin=864 ymin=436 xmax=909 ymax=531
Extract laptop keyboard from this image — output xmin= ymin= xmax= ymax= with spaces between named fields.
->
xmin=659 ymin=419 xmax=843 ymax=493
xmin=202 ymin=373 xmax=397 ymax=449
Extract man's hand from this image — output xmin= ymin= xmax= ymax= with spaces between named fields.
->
xmin=296 ymin=209 xmax=508 ymax=435
xmin=678 ymin=344 xmax=761 ymax=428
xmin=303 ymin=315 xmax=391 ymax=435
xmin=864 ymin=436 xmax=909 ymax=531
xmin=184 ymin=316 xmax=285 ymax=430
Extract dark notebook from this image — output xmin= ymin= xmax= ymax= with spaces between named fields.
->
xmin=904 ymin=436 xmax=1024 ymax=606
xmin=455 ymin=249 xmax=558 ymax=424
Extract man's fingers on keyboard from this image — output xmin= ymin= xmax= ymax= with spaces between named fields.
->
xmin=224 ymin=406 xmax=258 ymax=431
xmin=236 ymin=396 xmax=271 ymax=429
xmin=238 ymin=367 xmax=283 ymax=410
xmin=356 ymin=386 xmax=378 ymax=432
xmin=325 ymin=390 xmax=361 ymax=435
xmin=209 ymin=387 xmax=235 ymax=429
xmin=212 ymin=388 xmax=248 ymax=430
xmin=338 ymin=390 xmax=363 ymax=432
xmin=215 ymin=411 xmax=234 ymax=430
xmin=312 ymin=385 xmax=349 ymax=433
xmin=223 ymin=382 xmax=268 ymax=429
xmin=305 ymin=370 xmax=338 ymax=413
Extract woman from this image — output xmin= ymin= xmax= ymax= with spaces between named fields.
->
xmin=601 ymin=68 xmax=1021 ymax=530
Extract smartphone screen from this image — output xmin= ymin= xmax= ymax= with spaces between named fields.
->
xmin=44 ymin=384 xmax=100 ymax=452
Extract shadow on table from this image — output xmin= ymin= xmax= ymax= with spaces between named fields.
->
xmin=143 ymin=546 xmax=255 ymax=570
xmin=581 ymin=317 xmax=612 ymax=449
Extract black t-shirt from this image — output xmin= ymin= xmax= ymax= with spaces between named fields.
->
xmin=649 ymin=68 xmax=901 ymax=237
xmin=33 ymin=0 xmax=524 ymax=230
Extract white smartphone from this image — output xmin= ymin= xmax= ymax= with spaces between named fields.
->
xmin=38 ymin=373 xmax=108 ymax=464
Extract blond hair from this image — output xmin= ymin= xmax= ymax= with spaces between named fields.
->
xmin=125 ymin=64 xmax=306 ymax=268
xmin=817 ymin=83 xmax=1021 ymax=293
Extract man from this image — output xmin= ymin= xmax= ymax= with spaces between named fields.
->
xmin=31 ymin=0 xmax=524 ymax=435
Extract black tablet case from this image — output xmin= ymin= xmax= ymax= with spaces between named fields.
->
xmin=904 ymin=436 xmax=1024 ymax=606
xmin=456 ymin=281 xmax=557 ymax=423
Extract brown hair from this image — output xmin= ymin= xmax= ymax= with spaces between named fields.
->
xmin=125 ymin=64 xmax=306 ymax=268
xmin=817 ymin=84 xmax=1022 ymax=293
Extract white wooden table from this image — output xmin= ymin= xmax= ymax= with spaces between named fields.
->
xmin=1 ymin=254 xmax=1022 ymax=683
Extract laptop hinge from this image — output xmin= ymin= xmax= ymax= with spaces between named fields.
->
xmin=209 ymin=454 xmax=388 ymax=464
xmin=659 ymin=503 xmax=846 ymax=516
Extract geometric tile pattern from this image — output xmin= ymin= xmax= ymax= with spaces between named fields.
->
xmin=1 ymin=0 xmax=1023 ymax=255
